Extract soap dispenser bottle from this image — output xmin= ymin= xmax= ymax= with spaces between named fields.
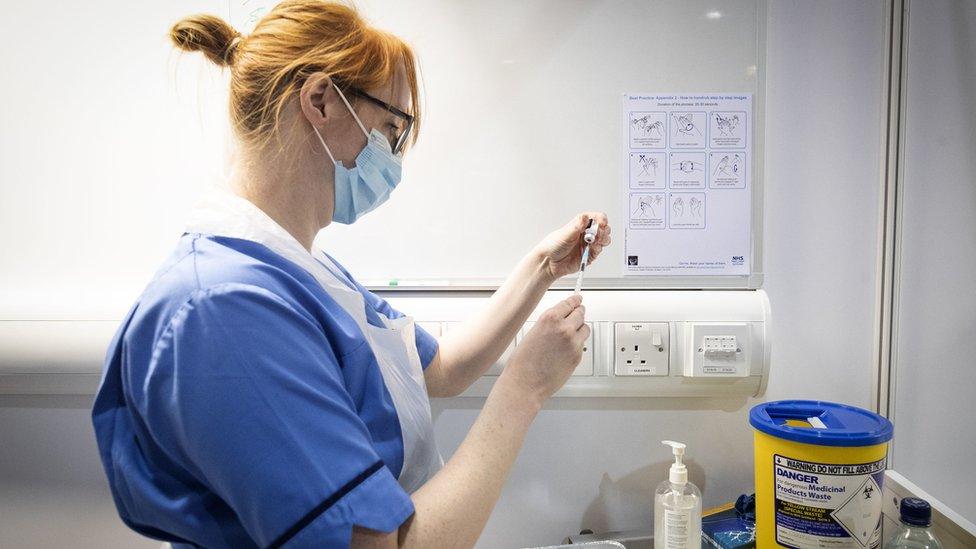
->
xmin=654 ymin=440 xmax=702 ymax=549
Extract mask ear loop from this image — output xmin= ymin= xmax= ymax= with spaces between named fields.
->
xmin=311 ymin=77 xmax=371 ymax=164
xmin=330 ymin=78 xmax=370 ymax=139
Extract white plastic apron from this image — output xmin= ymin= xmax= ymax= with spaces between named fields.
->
xmin=185 ymin=190 xmax=442 ymax=493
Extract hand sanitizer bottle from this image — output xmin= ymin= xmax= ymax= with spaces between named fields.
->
xmin=654 ymin=441 xmax=702 ymax=549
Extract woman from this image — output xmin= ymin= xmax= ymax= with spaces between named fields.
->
xmin=92 ymin=2 xmax=611 ymax=547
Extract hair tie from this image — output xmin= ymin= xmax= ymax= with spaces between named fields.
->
xmin=224 ymin=34 xmax=243 ymax=65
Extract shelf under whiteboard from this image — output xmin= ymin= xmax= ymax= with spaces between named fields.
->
xmin=364 ymin=274 xmax=763 ymax=292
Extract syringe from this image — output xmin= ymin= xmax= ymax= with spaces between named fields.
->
xmin=574 ymin=219 xmax=599 ymax=294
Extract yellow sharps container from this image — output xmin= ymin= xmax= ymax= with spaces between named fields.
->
xmin=750 ymin=400 xmax=893 ymax=548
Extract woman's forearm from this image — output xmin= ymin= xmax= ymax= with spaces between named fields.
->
xmin=434 ymin=249 xmax=556 ymax=394
xmin=400 ymin=374 xmax=541 ymax=548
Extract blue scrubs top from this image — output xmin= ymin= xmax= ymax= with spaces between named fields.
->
xmin=92 ymin=233 xmax=439 ymax=548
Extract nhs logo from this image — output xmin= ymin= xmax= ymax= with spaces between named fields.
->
xmin=731 ymin=255 xmax=745 ymax=266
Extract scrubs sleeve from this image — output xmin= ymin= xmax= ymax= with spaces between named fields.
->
xmin=147 ymin=283 xmax=413 ymax=548
xmin=325 ymin=255 xmax=440 ymax=370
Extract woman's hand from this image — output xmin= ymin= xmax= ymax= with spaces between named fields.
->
xmin=534 ymin=213 xmax=611 ymax=281
xmin=500 ymin=295 xmax=589 ymax=406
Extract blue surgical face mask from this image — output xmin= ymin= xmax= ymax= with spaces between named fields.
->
xmin=312 ymin=86 xmax=403 ymax=225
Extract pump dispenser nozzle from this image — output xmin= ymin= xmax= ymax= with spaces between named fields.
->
xmin=662 ymin=440 xmax=688 ymax=485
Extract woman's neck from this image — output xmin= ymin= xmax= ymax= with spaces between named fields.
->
xmin=230 ymin=143 xmax=329 ymax=252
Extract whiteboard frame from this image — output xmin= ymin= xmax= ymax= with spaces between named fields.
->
xmin=368 ymin=1 xmax=767 ymax=292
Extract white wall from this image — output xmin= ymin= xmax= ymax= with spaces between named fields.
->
xmin=891 ymin=0 xmax=976 ymax=524
xmin=0 ymin=396 xmax=157 ymax=548
xmin=0 ymin=1 xmax=226 ymax=546
xmin=0 ymin=0 xmax=230 ymax=320
xmin=0 ymin=1 xmax=888 ymax=548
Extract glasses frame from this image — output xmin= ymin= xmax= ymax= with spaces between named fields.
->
xmin=346 ymin=88 xmax=415 ymax=155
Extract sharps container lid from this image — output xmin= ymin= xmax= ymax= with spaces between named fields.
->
xmin=750 ymin=400 xmax=893 ymax=447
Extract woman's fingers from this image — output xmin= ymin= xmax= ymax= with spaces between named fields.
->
xmin=587 ymin=244 xmax=603 ymax=264
xmin=566 ymin=304 xmax=585 ymax=328
xmin=568 ymin=213 xmax=591 ymax=235
xmin=549 ymin=293 xmax=583 ymax=318
xmin=573 ymin=212 xmax=608 ymax=233
xmin=586 ymin=231 xmax=611 ymax=264
xmin=543 ymin=212 xmax=610 ymax=271
xmin=574 ymin=322 xmax=592 ymax=346
xmin=562 ymin=213 xmax=610 ymax=243
xmin=587 ymin=211 xmax=609 ymax=229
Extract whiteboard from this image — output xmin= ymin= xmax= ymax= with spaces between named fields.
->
xmin=309 ymin=0 xmax=767 ymax=289
xmin=0 ymin=1 xmax=764 ymax=321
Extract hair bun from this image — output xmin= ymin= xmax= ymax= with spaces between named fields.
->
xmin=170 ymin=14 xmax=242 ymax=67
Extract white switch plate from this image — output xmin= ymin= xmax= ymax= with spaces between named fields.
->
xmin=614 ymin=322 xmax=669 ymax=376
xmin=520 ymin=322 xmax=594 ymax=376
xmin=684 ymin=322 xmax=751 ymax=377
xmin=577 ymin=322 xmax=594 ymax=376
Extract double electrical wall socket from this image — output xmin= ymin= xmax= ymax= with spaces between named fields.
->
xmin=614 ymin=322 xmax=669 ymax=376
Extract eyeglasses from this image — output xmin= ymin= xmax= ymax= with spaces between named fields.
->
xmin=346 ymin=88 xmax=415 ymax=155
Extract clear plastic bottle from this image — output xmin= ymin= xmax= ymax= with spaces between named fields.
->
xmin=654 ymin=441 xmax=701 ymax=549
xmin=884 ymin=498 xmax=943 ymax=549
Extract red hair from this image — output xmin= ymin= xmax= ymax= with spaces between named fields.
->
xmin=170 ymin=1 xmax=421 ymax=149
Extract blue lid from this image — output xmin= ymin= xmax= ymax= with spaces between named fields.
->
xmin=750 ymin=400 xmax=893 ymax=447
xmin=900 ymin=498 xmax=932 ymax=526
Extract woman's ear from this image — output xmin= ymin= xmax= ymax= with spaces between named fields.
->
xmin=299 ymin=72 xmax=333 ymax=127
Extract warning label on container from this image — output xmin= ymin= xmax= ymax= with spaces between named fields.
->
xmin=773 ymin=454 xmax=885 ymax=548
